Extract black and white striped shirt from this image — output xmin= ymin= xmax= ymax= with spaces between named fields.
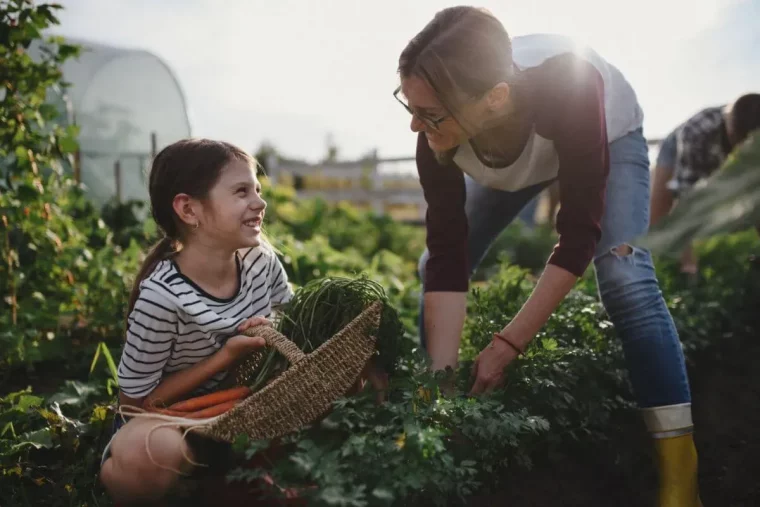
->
xmin=117 ymin=246 xmax=293 ymax=398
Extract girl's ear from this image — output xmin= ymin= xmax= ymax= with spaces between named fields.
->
xmin=172 ymin=193 xmax=202 ymax=228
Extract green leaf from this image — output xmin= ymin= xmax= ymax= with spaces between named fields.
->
xmin=16 ymin=183 xmax=39 ymax=201
xmin=46 ymin=391 xmax=83 ymax=407
xmin=47 ymin=381 xmax=98 ymax=407
xmin=371 ymin=487 xmax=394 ymax=501
xmin=58 ymin=132 xmax=78 ymax=154
xmin=100 ymin=342 xmax=119 ymax=383
xmin=15 ymin=394 xmax=44 ymax=412
xmin=57 ymin=43 xmax=80 ymax=60
xmin=12 ymin=428 xmax=55 ymax=451
xmin=106 ymin=378 xmax=118 ymax=396
xmin=14 ymin=145 xmax=29 ymax=163
xmin=542 ymin=338 xmax=558 ymax=351
xmin=89 ymin=341 xmax=102 ymax=375
xmin=1 ymin=422 xmax=17 ymax=438
xmin=38 ymin=103 xmax=59 ymax=120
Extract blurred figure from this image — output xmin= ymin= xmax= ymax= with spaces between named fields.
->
xmin=650 ymin=93 xmax=760 ymax=274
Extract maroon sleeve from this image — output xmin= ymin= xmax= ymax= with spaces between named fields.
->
xmin=416 ymin=133 xmax=469 ymax=292
xmin=534 ymin=55 xmax=610 ymax=277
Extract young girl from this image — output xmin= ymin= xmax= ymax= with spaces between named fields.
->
xmin=99 ymin=138 xmax=293 ymax=504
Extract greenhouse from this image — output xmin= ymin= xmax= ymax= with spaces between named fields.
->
xmin=31 ymin=37 xmax=191 ymax=205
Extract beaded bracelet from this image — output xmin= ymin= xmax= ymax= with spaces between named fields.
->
xmin=492 ymin=331 xmax=525 ymax=357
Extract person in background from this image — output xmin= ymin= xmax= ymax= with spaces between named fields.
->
xmin=650 ymin=93 xmax=760 ymax=273
xmin=395 ymin=6 xmax=703 ymax=506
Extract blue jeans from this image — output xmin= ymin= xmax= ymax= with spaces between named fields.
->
xmin=417 ymin=128 xmax=692 ymax=408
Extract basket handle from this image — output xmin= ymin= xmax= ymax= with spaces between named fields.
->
xmin=244 ymin=325 xmax=305 ymax=364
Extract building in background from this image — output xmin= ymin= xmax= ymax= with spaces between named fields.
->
xmin=265 ymin=153 xmax=428 ymax=223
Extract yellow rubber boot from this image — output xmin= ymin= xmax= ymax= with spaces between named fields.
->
xmin=642 ymin=403 xmax=703 ymax=507
xmin=654 ymin=433 xmax=703 ymax=507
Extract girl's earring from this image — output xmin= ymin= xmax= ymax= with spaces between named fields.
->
xmin=193 ymin=222 xmax=200 ymax=230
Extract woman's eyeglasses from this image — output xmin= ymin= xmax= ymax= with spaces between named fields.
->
xmin=393 ymin=86 xmax=450 ymax=131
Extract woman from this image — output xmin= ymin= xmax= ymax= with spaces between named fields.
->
xmin=395 ymin=7 xmax=701 ymax=507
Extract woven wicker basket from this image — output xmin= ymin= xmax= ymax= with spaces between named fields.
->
xmin=192 ymin=300 xmax=382 ymax=443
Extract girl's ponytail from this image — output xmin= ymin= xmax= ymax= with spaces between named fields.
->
xmin=126 ymin=236 xmax=175 ymax=317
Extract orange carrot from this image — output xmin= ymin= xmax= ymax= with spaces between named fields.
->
xmin=184 ymin=399 xmax=240 ymax=419
xmin=168 ymin=386 xmax=252 ymax=412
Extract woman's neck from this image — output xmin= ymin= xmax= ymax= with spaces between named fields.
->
xmin=470 ymin=93 xmax=534 ymax=166
xmin=174 ymin=242 xmax=238 ymax=295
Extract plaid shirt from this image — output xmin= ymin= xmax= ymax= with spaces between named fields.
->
xmin=667 ymin=106 xmax=731 ymax=195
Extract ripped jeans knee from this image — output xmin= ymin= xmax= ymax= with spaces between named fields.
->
xmin=610 ymin=243 xmax=633 ymax=257
xmin=595 ymin=244 xmax=658 ymax=304
xmin=593 ymin=244 xmax=692 ymax=407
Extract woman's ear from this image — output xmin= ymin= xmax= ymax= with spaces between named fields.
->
xmin=486 ymin=82 xmax=510 ymax=112
xmin=172 ymin=193 xmax=201 ymax=228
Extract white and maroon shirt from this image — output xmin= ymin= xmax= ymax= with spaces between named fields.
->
xmin=419 ymin=34 xmax=644 ymax=292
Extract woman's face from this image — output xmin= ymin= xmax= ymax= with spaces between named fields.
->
xmin=400 ymin=75 xmax=472 ymax=154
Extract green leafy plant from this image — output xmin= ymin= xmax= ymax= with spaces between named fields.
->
xmin=0 ymin=1 xmax=141 ymax=376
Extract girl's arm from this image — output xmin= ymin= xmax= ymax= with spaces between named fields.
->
xmin=118 ymin=289 xmax=268 ymax=408
xmin=139 ymin=317 xmax=269 ymax=408
xmin=136 ymin=332 xmax=266 ymax=408
xmin=120 ymin=347 xmax=237 ymax=408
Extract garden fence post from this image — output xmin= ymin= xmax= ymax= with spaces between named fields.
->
xmin=114 ymin=160 xmax=122 ymax=203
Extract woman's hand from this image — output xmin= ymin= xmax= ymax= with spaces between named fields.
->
xmin=468 ymin=264 xmax=577 ymax=395
xmin=470 ymin=336 xmax=521 ymax=395
xmin=348 ymin=358 xmax=389 ymax=404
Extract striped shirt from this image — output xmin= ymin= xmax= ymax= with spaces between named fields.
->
xmin=117 ymin=246 xmax=293 ymax=398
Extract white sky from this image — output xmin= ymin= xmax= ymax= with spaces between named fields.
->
xmin=53 ymin=0 xmax=757 ymax=162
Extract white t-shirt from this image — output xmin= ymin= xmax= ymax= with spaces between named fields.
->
xmin=511 ymin=33 xmax=644 ymax=142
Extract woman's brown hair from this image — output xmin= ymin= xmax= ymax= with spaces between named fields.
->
xmin=398 ymin=6 xmax=515 ymax=116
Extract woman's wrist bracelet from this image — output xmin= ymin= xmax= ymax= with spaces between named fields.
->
xmin=493 ymin=331 xmax=525 ymax=357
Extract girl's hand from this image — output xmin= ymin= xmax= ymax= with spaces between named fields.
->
xmin=237 ymin=316 xmax=271 ymax=333
xmin=222 ymin=334 xmax=267 ymax=361
xmin=219 ymin=317 xmax=271 ymax=362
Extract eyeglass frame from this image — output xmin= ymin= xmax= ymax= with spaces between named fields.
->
xmin=393 ymin=85 xmax=451 ymax=131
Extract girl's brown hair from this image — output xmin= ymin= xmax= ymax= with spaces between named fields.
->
xmin=127 ymin=138 xmax=255 ymax=315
